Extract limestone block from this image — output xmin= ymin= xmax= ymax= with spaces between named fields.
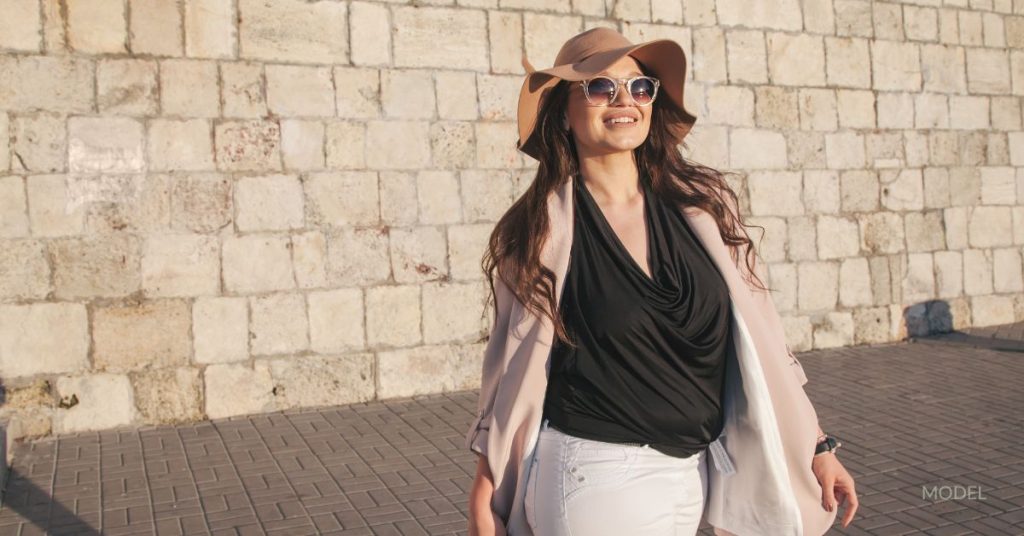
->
xmin=422 ymin=281 xmax=489 ymax=344
xmin=97 ymin=59 xmax=159 ymax=115
xmin=748 ymin=171 xmax=802 ymax=216
xmin=0 ymin=176 xmax=28 ymax=237
xmin=880 ymin=168 xmax=924 ymax=211
xmin=876 ymin=93 xmax=914 ymax=130
xmin=366 ymin=285 xmax=421 ymax=347
xmin=0 ymin=0 xmax=41 ymax=51
xmin=0 ymin=239 xmax=49 ymax=299
xmin=142 ymin=233 xmax=220 ymax=297
xmin=747 ymin=217 xmax=786 ymax=262
xmin=963 ymin=249 xmax=993 ymax=295
xmin=52 ymin=233 xmax=142 ymax=299
xmin=222 ymin=62 xmax=267 ymax=118
xmin=948 ymin=167 xmax=981 ymax=207
xmin=379 ymin=172 xmax=418 ymax=227
xmin=235 ymin=174 xmax=304 ymax=231
xmin=787 ymin=216 xmax=817 ymax=261
xmin=170 ymin=173 xmax=232 ymax=233
xmin=67 ymin=0 xmax=126 ymax=53
xmin=389 ymin=226 xmax=447 ymax=284
xmin=204 ymin=364 xmax=274 ymax=419
xmin=798 ymin=88 xmax=838 ymax=131
xmin=304 ymin=171 xmax=379 ymax=227
xmin=817 ymin=216 xmax=861 ymax=259
xmin=707 ymin=86 xmax=754 ymax=126
xmin=780 ymin=313 xmax=812 ymax=352
xmin=325 ymin=228 xmax=390 ymax=286
xmin=934 ymin=250 xmax=963 ymax=298
xmin=921 ymin=44 xmax=967 ymax=94
xmin=280 ymin=120 xmax=325 ymax=171
xmin=971 ymin=295 xmax=1015 ymax=326
xmin=825 ymin=132 xmax=866 ymax=169
xmin=993 ymin=248 xmax=1024 ymax=293
xmin=266 ymin=65 xmax=335 ymax=118
xmin=333 ymin=67 xmax=380 ymax=119
xmin=717 ymin=0 xmax=801 ymax=30
xmin=474 ymin=122 xmax=520 ymax=169
xmin=754 ymin=87 xmax=799 ymax=130
xmin=729 ymin=129 xmax=788 ymax=170
xmin=803 ymin=170 xmax=840 ymax=214
xmin=825 ymin=37 xmax=871 ymax=88
xmin=250 ymin=293 xmax=307 ymax=355
xmin=434 ymin=70 xmax=477 ymax=120
xmin=767 ymin=33 xmax=825 ymax=86
xmin=966 ymin=48 xmax=1010 ymax=94
xmin=927 ymin=131 xmax=958 ymax=166
xmin=324 ymin=122 xmax=366 ymax=170
xmin=872 ymin=40 xmax=921 ymax=91
xmin=905 ymin=211 xmax=946 ymax=253
xmin=292 ymin=231 xmax=328 ymax=289
xmin=488 ymin=11 xmax=523 ymax=75
xmin=131 ymin=367 xmax=202 ymax=424
xmin=11 ymin=114 xmax=66 ymax=173
xmin=904 ymin=253 xmax=936 ymax=303
xmin=923 ymin=168 xmax=951 ymax=209
xmin=915 ymin=93 xmax=949 ymax=129
xmin=184 ymin=0 xmax=235 ymax=58
xmin=430 ymin=122 xmax=476 ymax=169
xmin=129 ymin=0 xmax=183 ymax=56
xmin=222 ymin=234 xmax=295 ymax=293
xmin=68 ymin=117 xmax=145 ymax=173
xmin=267 ymin=354 xmax=374 ymax=409
xmin=797 ymin=261 xmax=839 ymax=311
xmin=477 ymin=75 xmax=519 ymax=122
xmin=392 ymin=6 xmax=487 ymax=70
xmin=0 ymin=113 xmax=7 ymax=171
xmin=54 ymin=374 xmax=135 ymax=434
xmin=725 ymin=30 xmax=767 ymax=85
xmin=839 ymin=257 xmax=873 ymax=307
xmin=980 ymin=167 xmax=1016 ymax=205
xmin=193 ymin=297 xmax=248 ymax=364
xmin=365 ymin=121 xmax=431 ymax=170
xmin=377 ymin=343 xmax=484 ymax=398
xmin=350 ymin=2 xmax=390 ymax=66
xmin=944 ymin=207 xmax=968 ymax=250
xmin=448 ymin=224 xmax=492 ymax=281
xmin=308 ymin=288 xmax=364 ymax=353
xmin=82 ymin=174 xmax=171 ymax=234
xmin=859 ymin=212 xmax=904 ymax=255
xmin=459 ymin=170 xmax=514 ymax=223
xmin=836 ymin=90 xmax=875 ymax=129
xmin=214 ymin=120 xmax=281 ymax=172
xmin=160 ymin=59 xmax=220 ymax=117
xmin=765 ymin=262 xmax=796 ymax=311
xmin=968 ymin=206 xmax=1013 ymax=248
xmin=0 ymin=56 xmax=93 ymax=113
xmin=148 ymin=119 xmax=215 ymax=171
xmin=417 ymin=171 xmax=461 ymax=225
xmin=811 ymin=312 xmax=854 ymax=349
xmin=93 ymin=300 xmax=191 ymax=372
xmin=852 ymin=307 xmax=891 ymax=344
xmin=0 ymin=303 xmax=88 ymax=377
xmin=238 ymin=0 xmax=348 ymax=64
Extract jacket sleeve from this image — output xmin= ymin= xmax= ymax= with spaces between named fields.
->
xmin=720 ymin=186 xmax=810 ymax=387
xmin=465 ymin=274 xmax=517 ymax=458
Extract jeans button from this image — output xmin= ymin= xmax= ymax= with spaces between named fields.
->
xmin=570 ymin=466 xmax=577 ymax=473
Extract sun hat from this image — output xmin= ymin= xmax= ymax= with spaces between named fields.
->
xmin=516 ymin=27 xmax=699 ymax=161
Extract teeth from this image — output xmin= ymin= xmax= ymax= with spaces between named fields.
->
xmin=605 ymin=117 xmax=636 ymax=124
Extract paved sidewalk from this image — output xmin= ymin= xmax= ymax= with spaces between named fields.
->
xmin=1 ymin=324 xmax=1023 ymax=535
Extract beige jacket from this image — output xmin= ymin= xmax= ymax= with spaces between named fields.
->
xmin=466 ymin=175 xmax=838 ymax=535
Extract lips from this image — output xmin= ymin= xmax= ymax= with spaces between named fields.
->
xmin=603 ymin=112 xmax=640 ymax=125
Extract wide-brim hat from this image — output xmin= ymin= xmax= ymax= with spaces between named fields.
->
xmin=517 ymin=27 xmax=699 ymax=161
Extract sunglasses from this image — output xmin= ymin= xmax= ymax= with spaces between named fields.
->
xmin=577 ymin=76 xmax=660 ymax=106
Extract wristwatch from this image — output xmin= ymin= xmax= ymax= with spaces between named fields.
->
xmin=814 ymin=434 xmax=841 ymax=456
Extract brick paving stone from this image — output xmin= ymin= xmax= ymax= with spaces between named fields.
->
xmin=3 ymin=323 xmax=1024 ymax=534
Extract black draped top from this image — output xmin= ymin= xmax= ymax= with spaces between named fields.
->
xmin=542 ymin=175 xmax=732 ymax=458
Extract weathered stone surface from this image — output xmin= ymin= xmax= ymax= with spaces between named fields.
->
xmin=131 ymin=367 xmax=203 ymax=424
xmin=267 ymin=354 xmax=374 ymax=409
xmin=204 ymin=364 xmax=274 ymax=419
xmin=53 ymin=374 xmax=135 ymax=434
xmin=0 ymin=303 xmax=89 ymax=378
xmin=93 ymin=300 xmax=191 ymax=372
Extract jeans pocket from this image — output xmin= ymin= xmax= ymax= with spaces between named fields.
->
xmin=562 ymin=440 xmax=637 ymax=506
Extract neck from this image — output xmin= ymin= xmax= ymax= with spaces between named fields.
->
xmin=576 ymin=152 xmax=642 ymax=204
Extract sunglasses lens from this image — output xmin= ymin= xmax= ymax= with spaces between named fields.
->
xmin=585 ymin=78 xmax=617 ymax=105
xmin=630 ymin=78 xmax=656 ymax=105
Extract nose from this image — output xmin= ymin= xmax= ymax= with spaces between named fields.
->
xmin=611 ymin=81 xmax=633 ymax=106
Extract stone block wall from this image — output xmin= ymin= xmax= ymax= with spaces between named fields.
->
xmin=1 ymin=0 xmax=1024 ymax=439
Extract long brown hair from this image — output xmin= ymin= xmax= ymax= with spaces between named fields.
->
xmin=481 ymin=72 xmax=770 ymax=348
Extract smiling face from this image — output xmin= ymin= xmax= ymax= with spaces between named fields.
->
xmin=563 ymin=55 xmax=653 ymax=158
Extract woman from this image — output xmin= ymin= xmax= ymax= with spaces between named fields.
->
xmin=467 ymin=27 xmax=857 ymax=536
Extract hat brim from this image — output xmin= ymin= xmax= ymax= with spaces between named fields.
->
xmin=516 ymin=39 xmax=698 ymax=161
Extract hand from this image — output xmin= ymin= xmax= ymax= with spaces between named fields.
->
xmin=468 ymin=454 xmax=507 ymax=536
xmin=812 ymin=452 xmax=858 ymax=529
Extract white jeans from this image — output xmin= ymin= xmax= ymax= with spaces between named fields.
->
xmin=525 ymin=418 xmax=708 ymax=535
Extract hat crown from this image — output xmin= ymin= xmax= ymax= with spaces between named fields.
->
xmin=553 ymin=27 xmax=633 ymax=67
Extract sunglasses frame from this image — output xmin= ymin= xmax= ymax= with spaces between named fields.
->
xmin=578 ymin=75 xmax=661 ymax=107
